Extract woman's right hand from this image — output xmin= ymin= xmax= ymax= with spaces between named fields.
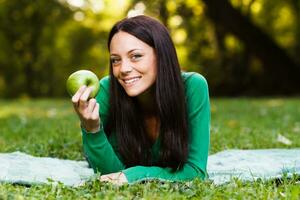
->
xmin=72 ymin=85 xmax=100 ymax=133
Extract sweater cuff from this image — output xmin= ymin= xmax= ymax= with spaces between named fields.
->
xmin=122 ymin=166 xmax=166 ymax=184
xmin=81 ymin=124 xmax=107 ymax=146
xmin=122 ymin=167 xmax=144 ymax=184
xmin=80 ymin=121 xmax=103 ymax=134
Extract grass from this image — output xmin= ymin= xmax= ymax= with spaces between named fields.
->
xmin=0 ymin=98 xmax=299 ymax=199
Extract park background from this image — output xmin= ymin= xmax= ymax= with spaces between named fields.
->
xmin=0 ymin=0 xmax=300 ymax=98
xmin=0 ymin=0 xmax=300 ymax=199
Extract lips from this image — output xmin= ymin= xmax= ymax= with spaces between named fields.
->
xmin=122 ymin=76 xmax=141 ymax=85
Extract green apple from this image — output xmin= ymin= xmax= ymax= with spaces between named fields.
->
xmin=66 ymin=70 xmax=99 ymax=98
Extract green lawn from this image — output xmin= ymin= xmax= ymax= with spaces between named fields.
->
xmin=0 ymin=98 xmax=299 ymax=199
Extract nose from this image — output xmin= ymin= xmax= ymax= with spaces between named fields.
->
xmin=120 ymin=59 xmax=133 ymax=74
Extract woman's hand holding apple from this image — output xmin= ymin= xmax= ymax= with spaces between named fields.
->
xmin=72 ymin=85 xmax=100 ymax=133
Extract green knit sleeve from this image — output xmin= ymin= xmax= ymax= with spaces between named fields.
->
xmin=81 ymin=76 xmax=126 ymax=174
xmin=123 ymin=73 xmax=210 ymax=183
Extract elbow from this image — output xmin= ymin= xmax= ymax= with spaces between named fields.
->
xmin=188 ymin=163 xmax=207 ymax=181
xmin=84 ymin=154 xmax=99 ymax=173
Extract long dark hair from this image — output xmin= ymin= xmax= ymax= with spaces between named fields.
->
xmin=106 ymin=15 xmax=188 ymax=170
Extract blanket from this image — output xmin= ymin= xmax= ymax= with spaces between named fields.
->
xmin=0 ymin=149 xmax=299 ymax=186
xmin=207 ymin=149 xmax=300 ymax=184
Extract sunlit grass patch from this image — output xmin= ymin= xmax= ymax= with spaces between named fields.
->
xmin=0 ymin=99 xmax=82 ymax=160
xmin=210 ymin=98 xmax=300 ymax=153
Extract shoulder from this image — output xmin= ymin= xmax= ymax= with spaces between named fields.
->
xmin=95 ymin=75 xmax=110 ymax=101
xmin=181 ymin=72 xmax=210 ymax=115
xmin=181 ymin=71 xmax=209 ymax=92
xmin=99 ymin=75 xmax=110 ymax=87
xmin=98 ymin=75 xmax=110 ymax=93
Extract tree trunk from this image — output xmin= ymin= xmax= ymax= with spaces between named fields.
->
xmin=201 ymin=0 xmax=300 ymax=94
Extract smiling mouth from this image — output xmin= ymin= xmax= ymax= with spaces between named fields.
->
xmin=123 ymin=77 xmax=141 ymax=85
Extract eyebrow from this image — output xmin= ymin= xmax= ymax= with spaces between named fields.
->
xmin=110 ymin=49 xmax=143 ymax=56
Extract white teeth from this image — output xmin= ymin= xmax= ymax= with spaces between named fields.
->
xmin=124 ymin=77 xmax=140 ymax=84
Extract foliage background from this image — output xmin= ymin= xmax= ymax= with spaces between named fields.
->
xmin=0 ymin=0 xmax=299 ymax=98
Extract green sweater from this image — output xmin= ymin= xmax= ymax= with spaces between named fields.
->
xmin=81 ymin=72 xmax=210 ymax=183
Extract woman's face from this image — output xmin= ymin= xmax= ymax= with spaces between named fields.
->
xmin=109 ymin=31 xmax=157 ymax=97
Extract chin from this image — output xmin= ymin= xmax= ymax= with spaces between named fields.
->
xmin=126 ymin=86 xmax=154 ymax=98
xmin=124 ymin=90 xmax=142 ymax=97
xmin=123 ymin=86 xmax=147 ymax=97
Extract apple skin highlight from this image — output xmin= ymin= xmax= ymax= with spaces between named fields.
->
xmin=66 ymin=70 xmax=100 ymax=98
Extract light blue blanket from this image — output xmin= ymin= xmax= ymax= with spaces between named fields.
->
xmin=0 ymin=149 xmax=299 ymax=186
xmin=207 ymin=149 xmax=300 ymax=184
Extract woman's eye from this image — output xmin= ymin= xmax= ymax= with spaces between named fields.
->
xmin=111 ymin=58 xmax=121 ymax=65
xmin=131 ymin=54 xmax=142 ymax=61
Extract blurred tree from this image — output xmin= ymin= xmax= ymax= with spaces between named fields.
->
xmin=288 ymin=0 xmax=300 ymax=63
xmin=0 ymin=0 xmax=72 ymax=97
xmin=0 ymin=0 xmax=299 ymax=97
xmin=201 ymin=0 xmax=300 ymax=95
xmin=0 ymin=0 xmax=129 ymax=98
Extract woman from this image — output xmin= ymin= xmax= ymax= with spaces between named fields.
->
xmin=72 ymin=15 xmax=210 ymax=185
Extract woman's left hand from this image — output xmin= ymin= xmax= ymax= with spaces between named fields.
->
xmin=100 ymin=172 xmax=128 ymax=185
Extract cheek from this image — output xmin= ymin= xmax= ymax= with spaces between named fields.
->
xmin=142 ymin=57 xmax=157 ymax=75
xmin=112 ymin=67 xmax=118 ymax=78
xmin=150 ymin=62 xmax=158 ymax=81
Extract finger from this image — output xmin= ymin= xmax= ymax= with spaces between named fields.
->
xmin=91 ymin=103 xmax=99 ymax=120
xmin=72 ymin=85 xmax=87 ymax=105
xmin=72 ymin=86 xmax=87 ymax=114
xmin=100 ymin=175 xmax=111 ymax=182
xmin=87 ymin=98 xmax=97 ymax=114
xmin=79 ymin=87 xmax=92 ymax=104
